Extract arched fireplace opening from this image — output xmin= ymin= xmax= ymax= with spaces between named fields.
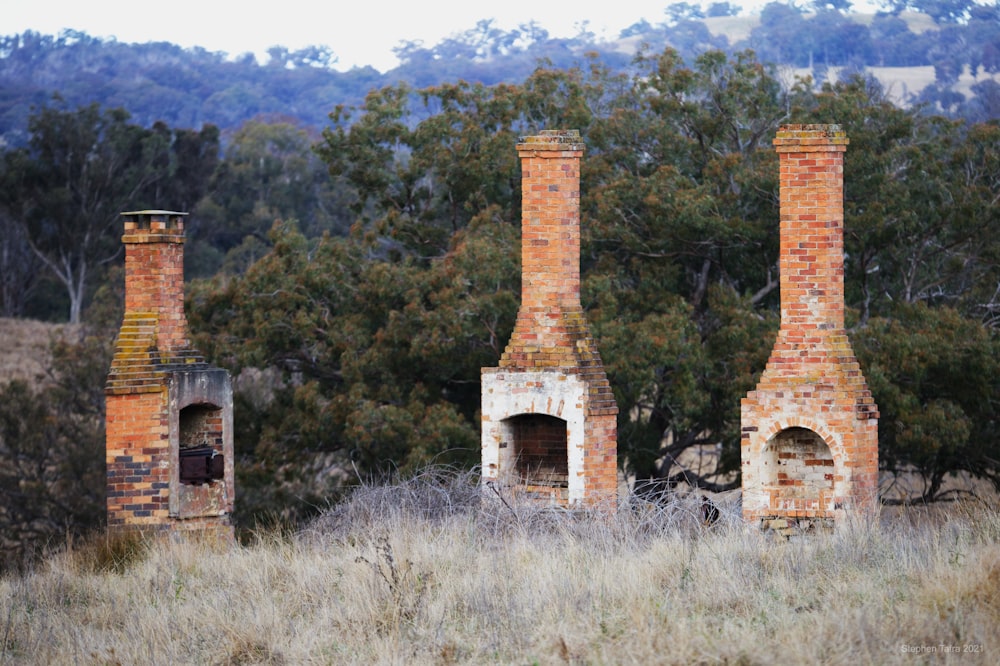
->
xmin=761 ymin=427 xmax=835 ymax=514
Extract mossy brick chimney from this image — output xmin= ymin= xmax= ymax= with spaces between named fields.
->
xmin=741 ymin=126 xmax=879 ymax=533
xmin=481 ymin=130 xmax=618 ymax=509
xmin=105 ymin=210 xmax=234 ymax=535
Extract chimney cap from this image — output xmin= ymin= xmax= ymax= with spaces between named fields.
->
xmin=121 ymin=210 xmax=188 ymax=217
xmin=517 ymin=129 xmax=585 ymax=153
xmin=519 ymin=129 xmax=581 ymax=143
xmin=121 ymin=210 xmax=188 ymax=236
xmin=774 ymin=124 xmax=848 ymax=150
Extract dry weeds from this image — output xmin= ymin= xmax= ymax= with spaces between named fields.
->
xmin=1 ymin=468 xmax=997 ymax=665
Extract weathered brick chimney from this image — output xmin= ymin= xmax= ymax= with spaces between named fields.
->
xmin=481 ymin=130 xmax=618 ymax=508
xmin=741 ymin=125 xmax=878 ymax=532
xmin=105 ymin=210 xmax=234 ymax=535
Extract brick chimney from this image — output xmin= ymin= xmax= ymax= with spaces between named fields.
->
xmin=105 ymin=210 xmax=234 ymax=535
xmin=481 ymin=131 xmax=618 ymax=508
xmin=741 ymin=126 xmax=879 ymax=533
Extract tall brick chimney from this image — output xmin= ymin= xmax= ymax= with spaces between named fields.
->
xmin=105 ymin=210 xmax=234 ymax=535
xmin=481 ymin=131 xmax=618 ymax=508
xmin=741 ymin=125 xmax=878 ymax=533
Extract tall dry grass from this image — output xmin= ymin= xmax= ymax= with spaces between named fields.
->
xmin=1 ymin=468 xmax=997 ymax=665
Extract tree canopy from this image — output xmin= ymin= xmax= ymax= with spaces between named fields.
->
xmin=0 ymin=99 xmax=219 ymax=322
xmin=1 ymin=40 xmax=998 ymax=551
xmin=1 ymin=3 xmax=998 ymax=150
xmin=182 ymin=49 xmax=1000 ymax=523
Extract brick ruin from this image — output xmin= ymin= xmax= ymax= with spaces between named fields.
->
xmin=741 ymin=125 xmax=879 ymax=533
xmin=481 ymin=130 xmax=619 ymax=509
xmin=99 ymin=127 xmax=878 ymax=531
xmin=105 ymin=210 xmax=234 ymax=536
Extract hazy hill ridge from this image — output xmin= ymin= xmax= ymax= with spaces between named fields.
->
xmin=1 ymin=5 xmax=997 ymax=145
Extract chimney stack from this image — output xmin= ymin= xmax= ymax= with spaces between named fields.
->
xmin=105 ymin=210 xmax=234 ymax=536
xmin=482 ymin=131 xmax=618 ymax=509
xmin=121 ymin=211 xmax=190 ymax=355
xmin=741 ymin=126 xmax=879 ymax=534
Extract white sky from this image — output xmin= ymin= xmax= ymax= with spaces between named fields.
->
xmin=4 ymin=1 xmax=886 ymax=72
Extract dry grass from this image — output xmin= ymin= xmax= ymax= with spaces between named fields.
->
xmin=1 ymin=468 xmax=998 ymax=665
xmin=0 ymin=317 xmax=75 ymax=386
xmin=776 ymin=64 xmax=1000 ymax=107
xmin=700 ymin=9 xmax=940 ymax=44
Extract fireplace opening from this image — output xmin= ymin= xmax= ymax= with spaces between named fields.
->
xmin=179 ymin=403 xmax=224 ymax=485
xmin=761 ymin=427 xmax=835 ymax=513
xmin=509 ymin=414 xmax=568 ymax=496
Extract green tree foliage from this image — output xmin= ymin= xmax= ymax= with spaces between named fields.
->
xmin=0 ymin=324 xmax=111 ymax=571
xmin=854 ymin=303 xmax=1000 ymax=502
xmin=793 ymin=76 xmax=1000 ymax=323
xmin=189 ymin=73 xmax=556 ymax=523
xmin=580 ymin=49 xmax=789 ymax=490
xmin=0 ymin=207 xmax=41 ymax=317
xmin=0 ymin=99 xmax=219 ymax=322
xmin=188 ymin=214 xmax=520 ymax=524
xmin=189 ymin=119 xmax=346 ymax=277
xmin=187 ymin=49 xmax=999 ymax=524
xmin=0 ymin=269 xmax=121 ymax=570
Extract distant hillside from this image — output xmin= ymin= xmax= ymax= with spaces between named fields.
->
xmin=0 ymin=7 xmax=997 ymax=145
xmin=604 ymin=10 xmax=986 ymax=106
xmin=779 ymin=64 xmax=997 ymax=106
xmin=697 ymin=8 xmax=942 ymax=41
xmin=0 ymin=317 xmax=71 ymax=385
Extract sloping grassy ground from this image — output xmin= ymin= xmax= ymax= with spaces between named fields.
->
xmin=0 ymin=318 xmax=73 ymax=386
xmin=2 ymin=469 xmax=997 ymax=665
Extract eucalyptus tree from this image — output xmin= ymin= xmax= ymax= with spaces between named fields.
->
xmin=188 ymin=48 xmax=1000 ymax=521
xmin=0 ymin=100 xmax=218 ymax=322
xmin=191 ymin=119 xmax=342 ymax=277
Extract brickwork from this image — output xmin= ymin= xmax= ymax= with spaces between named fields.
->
xmin=105 ymin=211 xmax=234 ymax=534
xmin=105 ymin=391 xmax=171 ymax=526
xmin=482 ymin=131 xmax=618 ymax=509
xmin=180 ymin=405 xmax=224 ymax=451
xmin=741 ymin=126 xmax=878 ymax=532
xmin=513 ymin=414 xmax=570 ymax=494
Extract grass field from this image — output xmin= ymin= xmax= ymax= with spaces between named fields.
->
xmin=2 ymin=469 xmax=997 ymax=665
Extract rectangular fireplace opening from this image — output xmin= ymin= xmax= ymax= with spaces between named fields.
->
xmin=179 ymin=403 xmax=225 ymax=485
xmin=511 ymin=414 xmax=569 ymax=492
xmin=168 ymin=368 xmax=233 ymax=521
